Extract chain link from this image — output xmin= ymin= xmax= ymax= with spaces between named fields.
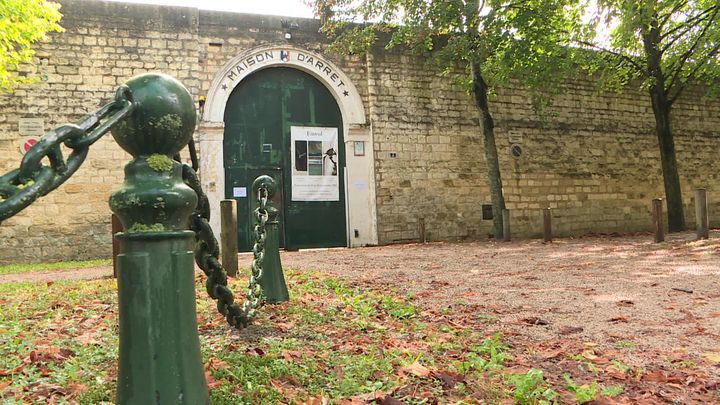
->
xmin=0 ymin=86 xmax=134 ymax=223
xmin=181 ymin=162 xmax=268 ymax=329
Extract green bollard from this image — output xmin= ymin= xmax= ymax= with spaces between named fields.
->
xmin=253 ymin=175 xmax=289 ymax=304
xmin=109 ymin=73 xmax=209 ymax=404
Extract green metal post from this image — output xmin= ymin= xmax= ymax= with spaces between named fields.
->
xmin=253 ymin=175 xmax=289 ymax=304
xmin=109 ymin=73 xmax=209 ymax=404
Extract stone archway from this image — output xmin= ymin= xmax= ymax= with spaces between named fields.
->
xmin=205 ymin=46 xmax=366 ymax=126
xmin=199 ymin=45 xmax=377 ymax=248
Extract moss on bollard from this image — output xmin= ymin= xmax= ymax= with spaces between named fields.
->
xmin=109 ymin=73 xmax=209 ymax=405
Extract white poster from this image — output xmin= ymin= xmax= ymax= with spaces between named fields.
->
xmin=290 ymin=126 xmax=339 ymax=201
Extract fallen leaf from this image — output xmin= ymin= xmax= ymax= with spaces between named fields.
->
xmin=204 ymin=371 xmax=223 ymax=389
xmin=305 ymin=395 xmax=329 ymax=405
xmin=245 ymin=347 xmax=265 ymax=356
xmin=608 ymin=316 xmax=629 ymax=323
xmin=400 ymin=361 xmax=431 ymax=378
xmin=702 ymin=352 xmax=720 ymax=363
xmin=559 ymin=326 xmax=584 ymax=335
xmin=643 ymin=370 xmax=682 ymax=383
xmin=521 ymin=317 xmax=549 ymax=326
xmin=207 ymin=357 xmax=229 ymax=370
xmin=605 ymin=365 xmax=627 ymax=379
xmin=539 ymin=348 xmax=566 ymax=359
xmin=73 ymin=332 xmax=101 ymax=345
xmin=431 ymin=370 xmax=463 ymax=388
xmin=378 ymin=395 xmax=408 ymax=405
xmin=282 ymin=350 xmax=302 ymax=362
xmin=67 ymin=383 xmax=88 ymax=398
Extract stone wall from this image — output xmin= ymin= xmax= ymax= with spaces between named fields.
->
xmin=369 ymin=49 xmax=720 ymax=243
xmin=0 ymin=0 xmax=202 ymax=264
xmin=0 ymin=0 xmax=718 ymax=264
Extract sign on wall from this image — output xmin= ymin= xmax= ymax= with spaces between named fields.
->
xmin=18 ymin=118 xmax=44 ymax=137
xmin=290 ymin=126 xmax=339 ymax=201
xmin=19 ymin=136 xmax=40 ymax=155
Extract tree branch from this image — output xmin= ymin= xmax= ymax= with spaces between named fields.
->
xmin=660 ymin=4 xmax=718 ymax=47
xmin=667 ymin=42 xmax=720 ymax=105
xmin=572 ymin=39 xmax=646 ymax=73
xmin=665 ymin=7 xmax=720 ymax=93
xmin=659 ymin=0 xmax=689 ymax=28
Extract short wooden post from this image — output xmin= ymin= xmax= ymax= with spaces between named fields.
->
xmin=695 ymin=188 xmax=709 ymax=239
xmin=220 ymin=199 xmax=238 ymax=277
xmin=111 ymin=214 xmax=122 ymax=278
xmin=543 ymin=208 xmax=552 ymax=242
xmin=502 ymin=209 xmax=511 ymax=242
xmin=419 ymin=217 xmax=426 ymax=244
xmin=652 ymin=198 xmax=665 ymax=243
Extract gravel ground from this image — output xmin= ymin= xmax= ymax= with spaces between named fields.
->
xmin=4 ymin=230 xmax=719 ymax=382
xmin=280 ymin=230 xmax=720 ymax=378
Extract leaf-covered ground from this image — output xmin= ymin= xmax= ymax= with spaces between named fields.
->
xmin=1 ymin=231 xmax=719 ymax=403
xmin=0 ymin=269 xmax=557 ymax=404
xmin=279 ymin=231 xmax=720 ymax=404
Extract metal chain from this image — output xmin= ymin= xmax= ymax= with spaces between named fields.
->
xmin=180 ymin=161 xmax=267 ymax=329
xmin=0 ymin=86 xmax=134 ymax=223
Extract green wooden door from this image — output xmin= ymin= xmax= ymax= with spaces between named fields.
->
xmin=224 ymin=67 xmax=346 ymax=251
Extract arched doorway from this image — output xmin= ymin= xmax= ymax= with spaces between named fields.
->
xmin=223 ymin=67 xmax=347 ymax=251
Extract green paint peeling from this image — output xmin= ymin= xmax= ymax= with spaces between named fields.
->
xmin=147 ymin=154 xmax=173 ymax=173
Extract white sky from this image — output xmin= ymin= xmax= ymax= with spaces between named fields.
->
xmin=105 ymin=0 xmax=316 ymax=18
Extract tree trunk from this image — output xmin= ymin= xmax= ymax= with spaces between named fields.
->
xmin=649 ymin=89 xmax=685 ymax=231
xmin=642 ymin=19 xmax=686 ymax=232
xmin=471 ymin=61 xmax=506 ymax=239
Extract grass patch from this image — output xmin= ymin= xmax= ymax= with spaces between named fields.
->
xmin=0 ymin=259 xmax=111 ymax=276
xmin=0 ymin=268 xmax=516 ymax=404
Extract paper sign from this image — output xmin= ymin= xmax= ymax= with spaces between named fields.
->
xmin=232 ymin=187 xmax=247 ymax=198
xmin=290 ymin=126 xmax=339 ymax=201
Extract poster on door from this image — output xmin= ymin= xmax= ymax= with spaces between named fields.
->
xmin=290 ymin=126 xmax=339 ymax=201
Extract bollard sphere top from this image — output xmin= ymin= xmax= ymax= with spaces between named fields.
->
xmin=111 ymin=73 xmax=196 ymax=157
xmin=252 ymin=175 xmax=276 ymax=197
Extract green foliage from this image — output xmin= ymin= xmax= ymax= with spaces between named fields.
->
xmin=578 ymin=0 xmax=720 ymax=101
xmin=563 ymin=374 xmax=597 ymax=404
xmin=0 ymin=270 xmax=515 ymax=403
xmin=313 ymin=0 xmax=587 ymax=105
xmin=507 ymin=369 xmax=559 ymax=405
xmin=0 ymin=0 xmax=63 ymax=91
xmin=601 ymin=384 xmax=624 ymax=397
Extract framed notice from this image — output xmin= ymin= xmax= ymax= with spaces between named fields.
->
xmin=353 ymin=141 xmax=365 ymax=156
xmin=290 ymin=126 xmax=339 ymax=201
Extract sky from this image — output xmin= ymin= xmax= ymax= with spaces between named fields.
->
xmin=105 ymin=0 xmax=317 ymax=18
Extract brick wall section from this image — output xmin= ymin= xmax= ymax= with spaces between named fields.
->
xmin=0 ymin=0 xmax=719 ymax=264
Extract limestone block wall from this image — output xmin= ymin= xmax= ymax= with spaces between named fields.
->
xmin=368 ymin=49 xmax=720 ymax=244
xmin=0 ymin=0 xmax=202 ymax=264
xmin=0 ymin=0 xmax=718 ymax=264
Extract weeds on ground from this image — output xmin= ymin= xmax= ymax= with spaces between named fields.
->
xmin=0 ymin=269 xmax=536 ymax=404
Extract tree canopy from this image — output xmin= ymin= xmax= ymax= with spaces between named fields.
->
xmin=576 ymin=0 xmax=720 ymax=231
xmin=313 ymin=0 xmax=586 ymax=238
xmin=0 ymin=0 xmax=63 ymax=92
